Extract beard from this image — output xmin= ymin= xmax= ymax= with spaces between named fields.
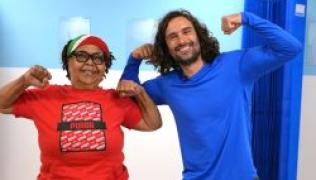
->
xmin=172 ymin=41 xmax=201 ymax=66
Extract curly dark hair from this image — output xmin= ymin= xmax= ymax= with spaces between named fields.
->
xmin=61 ymin=40 xmax=115 ymax=79
xmin=150 ymin=9 xmax=220 ymax=75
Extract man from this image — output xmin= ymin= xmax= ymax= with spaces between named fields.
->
xmin=117 ymin=10 xmax=302 ymax=180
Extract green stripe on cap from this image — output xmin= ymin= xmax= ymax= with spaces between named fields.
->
xmin=66 ymin=34 xmax=90 ymax=56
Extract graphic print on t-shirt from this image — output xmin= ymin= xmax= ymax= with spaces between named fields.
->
xmin=57 ymin=101 xmax=106 ymax=152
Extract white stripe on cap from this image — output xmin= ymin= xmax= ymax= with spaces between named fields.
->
xmin=69 ymin=34 xmax=91 ymax=54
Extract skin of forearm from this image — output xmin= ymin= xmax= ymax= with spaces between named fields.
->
xmin=134 ymin=89 xmax=162 ymax=130
xmin=0 ymin=75 xmax=27 ymax=109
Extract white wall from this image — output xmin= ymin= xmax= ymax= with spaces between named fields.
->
xmin=298 ymin=75 xmax=316 ymax=180
xmin=0 ymin=68 xmax=182 ymax=180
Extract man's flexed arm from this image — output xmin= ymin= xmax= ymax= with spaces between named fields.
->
xmin=222 ymin=12 xmax=302 ymax=82
xmin=120 ymin=44 xmax=153 ymax=84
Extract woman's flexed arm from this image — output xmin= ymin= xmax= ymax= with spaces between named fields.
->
xmin=0 ymin=65 xmax=51 ymax=114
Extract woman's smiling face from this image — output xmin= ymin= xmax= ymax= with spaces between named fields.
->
xmin=68 ymin=44 xmax=106 ymax=90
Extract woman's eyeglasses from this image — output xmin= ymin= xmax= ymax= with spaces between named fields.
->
xmin=70 ymin=51 xmax=107 ymax=65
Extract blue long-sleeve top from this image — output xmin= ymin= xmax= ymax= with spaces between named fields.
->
xmin=121 ymin=12 xmax=302 ymax=180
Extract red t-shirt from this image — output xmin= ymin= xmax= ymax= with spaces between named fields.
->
xmin=13 ymin=85 xmax=141 ymax=180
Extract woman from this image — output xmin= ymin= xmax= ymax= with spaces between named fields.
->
xmin=0 ymin=34 xmax=162 ymax=180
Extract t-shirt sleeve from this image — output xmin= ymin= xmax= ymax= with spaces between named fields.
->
xmin=12 ymin=89 xmax=38 ymax=120
xmin=121 ymin=98 xmax=142 ymax=129
xmin=143 ymin=77 xmax=165 ymax=105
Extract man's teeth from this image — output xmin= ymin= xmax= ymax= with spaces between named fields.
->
xmin=179 ymin=45 xmax=190 ymax=52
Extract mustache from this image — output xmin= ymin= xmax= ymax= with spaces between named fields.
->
xmin=175 ymin=42 xmax=194 ymax=51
